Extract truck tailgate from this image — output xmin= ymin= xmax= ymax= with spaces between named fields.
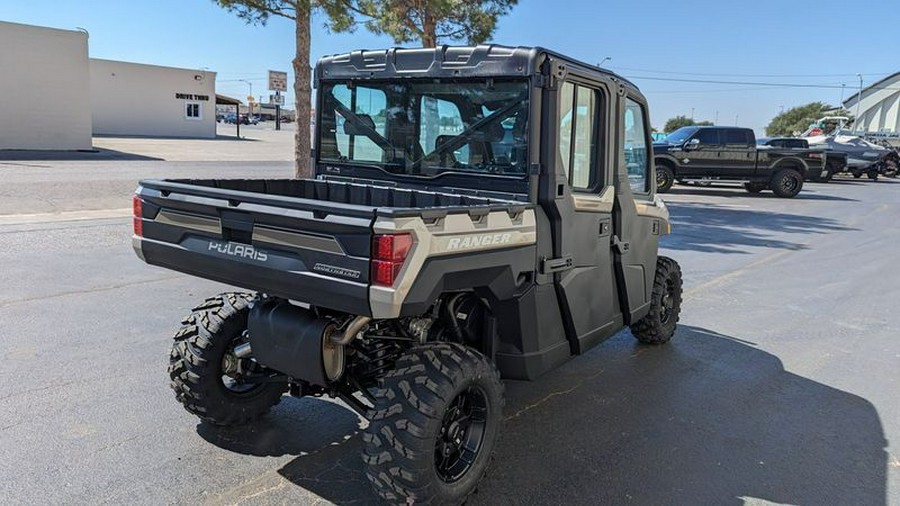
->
xmin=133 ymin=180 xmax=375 ymax=315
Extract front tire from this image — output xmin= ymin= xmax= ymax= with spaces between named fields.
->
xmin=656 ymin=164 xmax=675 ymax=193
xmin=770 ymin=168 xmax=803 ymax=198
xmin=363 ymin=343 xmax=504 ymax=505
xmin=631 ymin=256 xmax=683 ymax=344
xmin=168 ymin=292 xmax=287 ymax=426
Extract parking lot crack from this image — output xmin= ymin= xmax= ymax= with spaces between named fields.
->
xmin=504 ymin=368 xmax=606 ymax=421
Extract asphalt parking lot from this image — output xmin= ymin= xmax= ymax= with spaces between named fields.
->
xmin=1 ymin=155 xmax=898 ymax=504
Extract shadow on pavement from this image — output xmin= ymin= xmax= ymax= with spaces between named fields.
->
xmin=197 ymin=397 xmax=361 ymax=458
xmin=199 ymin=326 xmax=887 ymax=505
xmin=666 ymin=186 xmax=858 ymax=201
xmin=662 ymin=201 xmax=856 ymax=253
xmin=0 ymin=147 xmax=162 ymax=161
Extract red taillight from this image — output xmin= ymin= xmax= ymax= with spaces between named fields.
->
xmin=132 ymin=195 xmax=143 ymax=237
xmin=372 ymin=233 xmax=413 ymax=286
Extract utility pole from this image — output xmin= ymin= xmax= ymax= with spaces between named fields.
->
xmin=690 ymin=107 xmax=695 ymax=121
xmin=715 ymin=110 xmax=719 ymax=125
xmin=779 ymin=105 xmax=785 ymax=115
xmin=735 ymin=114 xmax=739 ymax=126
xmin=855 ymin=73 xmax=863 ymax=132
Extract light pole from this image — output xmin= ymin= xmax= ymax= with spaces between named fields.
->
xmin=597 ymin=57 xmax=611 ymax=67
xmin=735 ymin=114 xmax=739 ymax=126
xmin=715 ymin=110 xmax=719 ymax=125
xmin=240 ymin=80 xmax=253 ymax=119
xmin=855 ymin=73 xmax=863 ymax=132
xmin=839 ymin=83 xmax=846 ymax=106
xmin=690 ymin=107 xmax=695 ymax=121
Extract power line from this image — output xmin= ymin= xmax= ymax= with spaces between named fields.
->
xmin=625 ymin=75 xmax=900 ymax=93
xmin=609 ymin=66 xmax=894 ymax=78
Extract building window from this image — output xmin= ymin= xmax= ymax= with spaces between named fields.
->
xmin=185 ymin=102 xmax=201 ymax=120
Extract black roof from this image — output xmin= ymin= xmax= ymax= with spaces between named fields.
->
xmin=314 ymin=44 xmax=638 ymax=93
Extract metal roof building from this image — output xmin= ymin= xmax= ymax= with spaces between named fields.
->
xmin=843 ymin=72 xmax=900 ymax=134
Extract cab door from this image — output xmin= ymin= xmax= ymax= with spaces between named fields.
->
xmin=682 ymin=128 xmax=723 ymax=177
xmin=546 ymin=79 xmax=622 ymax=354
xmin=611 ymin=96 xmax=663 ymax=324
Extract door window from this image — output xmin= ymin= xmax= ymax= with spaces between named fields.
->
xmin=558 ymin=82 xmax=598 ymax=189
xmin=697 ymin=129 xmax=720 ymax=145
xmin=331 ymin=84 xmax=387 ymax=162
xmin=624 ymin=98 xmax=649 ymax=194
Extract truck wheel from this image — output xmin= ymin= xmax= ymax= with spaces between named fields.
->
xmin=853 ymin=172 xmax=862 ymax=179
xmin=868 ymin=168 xmax=879 ymax=180
xmin=363 ymin=343 xmax=504 ymax=505
xmin=770 ymin=168 xmax=803 ymax=198
xmin=743 ymin=182 xmax=767 ymax=194
xmin=168 ymin=292 xmax=287 ymax=426
xmin=630 ymin=256 xmax=682 ymax=345
xmin=656 ymin=164 xmax=675 ymax=193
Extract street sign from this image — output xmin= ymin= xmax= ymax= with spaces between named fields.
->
xmin=269 ymin=94 xmax=285 ymax=106
xmin=268 ymin=70 xmax=288 ymax=92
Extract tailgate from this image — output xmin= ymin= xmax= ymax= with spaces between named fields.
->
xmin=133 ymin=180 xmax=374 ymax=315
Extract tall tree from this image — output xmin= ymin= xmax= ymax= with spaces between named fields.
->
xmin=333 ymin=0 xmax=517 ymax=47
xmin=214 ymin=1 xmax=353 ymax=178
xmin=663 ymin=115 xmax=712 ymax=133
xmin=765 ymin=102 xmax=851 ymax=137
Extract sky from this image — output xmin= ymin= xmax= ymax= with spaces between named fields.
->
xmin=2 ymin=0 xmax=897 ymax=134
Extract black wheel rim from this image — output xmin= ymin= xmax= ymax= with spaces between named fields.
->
xmin=435 ymin=386 xmax=489 ymax=483
xmin=659 ymin=277 xmax=677 ymax=325
xmin=781 ymin=175 xmax=798 ymax=192
xmin=656 ymin=168 xmax=670 ymax=188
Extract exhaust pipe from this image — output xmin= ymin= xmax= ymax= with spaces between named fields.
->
xmin=333 ymin=316 xmax=372 ymax=346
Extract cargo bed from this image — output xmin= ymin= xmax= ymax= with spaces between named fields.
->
xmin=133 ymin=178 xmax=527 ymax=315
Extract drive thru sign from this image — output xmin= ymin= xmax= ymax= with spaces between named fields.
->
xmin=268 ymin=71 xmax=287 ymax=92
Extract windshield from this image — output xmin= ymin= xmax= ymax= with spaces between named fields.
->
xmin=318 ymin=80 xmax=529 ymax=178
xmin=664 ymin=127 xmax=699 ymax=144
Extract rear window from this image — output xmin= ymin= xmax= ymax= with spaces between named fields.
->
xmin=724 ymin=129 xmax=751 ymax=145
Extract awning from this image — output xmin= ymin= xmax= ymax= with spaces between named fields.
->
xmin=215 ymin=94 xmax=242 ymax=106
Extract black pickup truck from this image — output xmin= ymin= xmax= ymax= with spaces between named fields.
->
xmin=760 ymin=137 xmax=848 ymax=182
xmin=133 ymin=45 xmax=682 ymax=505
xmin=654 ymin=126 xmax=825 ymax=197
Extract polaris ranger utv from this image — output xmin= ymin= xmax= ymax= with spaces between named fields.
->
xmin=132 ymin=45 xmax=682 ymax=505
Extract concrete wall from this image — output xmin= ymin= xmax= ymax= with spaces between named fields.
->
xmin=90 ymin=59 xmax=217 ymax=138
xmin=0 ymin=21 xmax=92 ymax=150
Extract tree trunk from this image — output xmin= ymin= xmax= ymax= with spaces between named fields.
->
xmin=421 ymin=9 xmax=437 ymax=47
xmin=293 ymin=5 xmax=312 ymax=178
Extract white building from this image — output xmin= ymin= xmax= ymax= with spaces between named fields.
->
xmin=843 ymin=72 xmax=900 ymax=134
xmin=90 ymin=59 xmax=217 ymax=138
xmin=0 ymin=21 xmax=92 ymax=150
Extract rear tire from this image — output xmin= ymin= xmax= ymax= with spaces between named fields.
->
xmin=770 ymin=168 xmax=803 ymax=198
xmin=168 ymin=292 xmax=287 ymax=426
xmin=631 ymin=256 xmax=683 ymax=344
xmin=363 ymin=343 xmax=504 ymax=505
xmin=656 ymin=164 xmax=675 ymax=193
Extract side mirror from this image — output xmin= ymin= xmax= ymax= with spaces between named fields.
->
xmin=684 ymin=138 xmax=700 ymax=150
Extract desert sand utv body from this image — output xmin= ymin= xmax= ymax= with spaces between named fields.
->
xmin=132 ymin=45 xmax=683 ymax=505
